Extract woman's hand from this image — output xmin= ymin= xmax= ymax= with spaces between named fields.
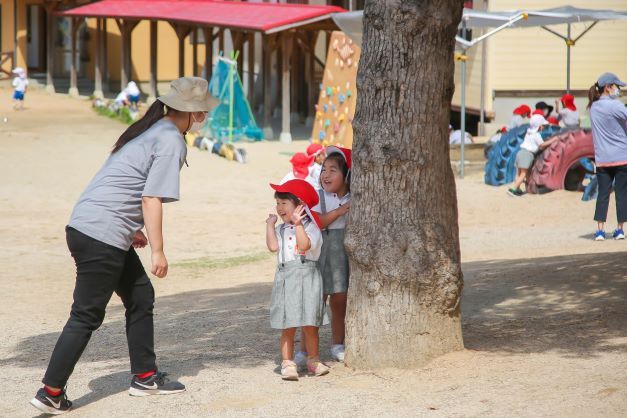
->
xmin=290 ymin=205 xmax=306 ymax=226
xmin=132 ymin=230 xmax=148 ymax=248
xmin=266 ymin=214 xmax=278 ymax=225
xmin=151 ymin=250 xmax=168 ymax=278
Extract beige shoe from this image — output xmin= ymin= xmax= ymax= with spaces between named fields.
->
xmin=281 ymin=360 xmax=299 ymax=381
xmin=307 ymin=358 xmax=330 ymax=376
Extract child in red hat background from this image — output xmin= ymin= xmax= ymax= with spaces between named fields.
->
xmin=555 ymin=93 xmax=580 ymax=130
xmin=508 ymin=105 xmax=531 ymax=130
xmin=306 ymin=143 xmax=326 ymax=190
xmin=266 ymin=179 xmax=330 ymax=380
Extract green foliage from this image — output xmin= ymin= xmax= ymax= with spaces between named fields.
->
xmin=93 ymin=103 xmax=135 ymax=125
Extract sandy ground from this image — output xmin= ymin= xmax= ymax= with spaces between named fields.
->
xmin=0 ymin=89 xmax=625 ymax=417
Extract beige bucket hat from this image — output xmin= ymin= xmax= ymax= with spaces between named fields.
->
xmin=158 ymin=77 xmax=219 ymax=112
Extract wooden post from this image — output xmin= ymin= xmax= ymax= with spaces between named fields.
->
xmin=219 ymin=28 xmax=225 ymax=53
xmin=232 ymin=31 xmax=245 ymax=82
xmin=148 ymin=20 xmax=158 ymax=103
xmin=279 ymin=32 xmax=293 ymax=143
xmin=170 ymin=23 xmax=191 ymax=78
xmin=93 ymin=18 xmax=104 ymax=99
xmin=103 ymin=19 xmax=109 ymax=90
xmin=44 ymin=2 xmax=57 ymax=93
xmin=247 ymin=32 xmax=255 ymax=110
xmin=192 ymin=28 xmax=198 ymax=76
xmin=262 ymin=34 xmax=276 ymax=140
xmin=116 ymin=19 xmax=139 ymax=91
xmin=68 ymin=17 xmax=80 ymax=97
xmin=203 ymin=26 xmax=214 ymax=81
xmin=273 ymin=39 xmax=282 ymax=115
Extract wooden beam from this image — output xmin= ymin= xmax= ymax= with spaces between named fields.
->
xmin=170 ymin=23 xmax=191 ymax=78
xmin=280 ymin=32 xmax=293 ymax=143
xmin=262 ymin=33 xmax=277 ymax=140
xmin=203 ymin=27 xmax=214 ymax=81
xmin=149 ymin=20 xmax=158 ymax=102
xmin=116 ymin=19 xmax=139 ymax=90
xmin=247 ymin=32 xmax=255 ymax=109
xmin=69 ymin=17 xmax=80 ymax=97
xmin=192 ymin=28 xmax=198 ymax=77
xmin=93 ymin=18 xmax=104 ymax=99
xmin=44 ymin=1 xmax=59 ymax=93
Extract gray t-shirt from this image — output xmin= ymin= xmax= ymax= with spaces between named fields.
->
xmin=69 ymin=119 xmax=187 ymax=250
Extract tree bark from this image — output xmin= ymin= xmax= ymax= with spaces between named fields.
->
xmin=345 ymin=0 xmax=464 ymax=369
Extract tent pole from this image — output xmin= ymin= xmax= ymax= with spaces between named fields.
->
xmin=479 ymin=27 xmax=486 ymax=136
xmin=566 ymin=23 xmax=571 ymax=93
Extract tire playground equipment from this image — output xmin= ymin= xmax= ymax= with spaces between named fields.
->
xmin=526 ymin=129 xmax=594 ymax=194
xmin=484 ymin=125 xmax=560 ymax=186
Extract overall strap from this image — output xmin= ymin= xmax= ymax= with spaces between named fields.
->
xmin=318 ymin=189 xmax=327 ymax=214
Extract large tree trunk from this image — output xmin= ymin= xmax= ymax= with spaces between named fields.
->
xmin=345 ymin=0 xmax=464 ymax=369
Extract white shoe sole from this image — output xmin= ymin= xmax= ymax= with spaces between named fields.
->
xmin=595 ymin=236 xmax=605 ymax=241
xmin=30 ymin=398 xmax=71 ymax=415
xmin=128 ymin=387 xmax=186 ymax=397
xmin=615 ymin=235 xmax=625 ymax=240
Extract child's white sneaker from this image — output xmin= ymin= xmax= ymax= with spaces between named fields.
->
xmin=280 ymin=360 xmax=299 ymax=381
xmin=307 ymin=358 xmax=330 ymax=377
xmin=330 ymin=344 xmax=345 ymax=362
xmin=294 ymin=351 xmax=308 ymax=371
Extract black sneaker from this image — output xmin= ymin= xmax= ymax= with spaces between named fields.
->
xmin=30 ymin=387 xmax=72 ymax=415
xmin=129 ymin=371 xmax=186 ymax=396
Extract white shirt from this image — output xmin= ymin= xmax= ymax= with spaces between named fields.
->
xmin=12 ymin=77 xmax=28 ymax=92
xmin=275 ymin=221 xmax=322 ymax=263
xmin=280 ymin=171 xmax=319 ymax=190
xmin=520 ymin=131 xmax=544 ymax=153
xmin=559 ymin=108 xmax=580 ymax=127
xmin=312 ymin=190 xmax=350 ymax=229
xmin=115 ymin=91 xmax=128 ymax=104
xmin=508 ymin=114 xmax=526 ymax=130
xmin=449 ymin=130 xmax=473 ymax=145
xmin=126 ymin=82 xmax=140 ymax=96
xmin=308 ymin=163 xmax=322 ymax=190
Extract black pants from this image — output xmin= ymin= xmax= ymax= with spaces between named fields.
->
xmin=594 ymin=165 xmax=627 ymax=223
xmin=42 ymin=227 xmax=156 ymax=388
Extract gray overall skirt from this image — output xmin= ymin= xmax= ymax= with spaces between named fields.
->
xmin=270 ymin=259 xmax=328 ymax=329
xmin=317 ymin=190 xmax=350 ymax=295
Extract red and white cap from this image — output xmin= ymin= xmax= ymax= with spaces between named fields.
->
xmin=270 ymin=179 xmax=322 ymax=229
xmin=306 ymin=143 xmax=324 ymax=157
xmin=289 ymin=152 xmax=315 ymax=179
xmin=325 ymin=146 xmax=352 ymax=170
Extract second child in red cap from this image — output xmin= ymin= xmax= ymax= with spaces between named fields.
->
xmin=555 ymin=93 xmax=580 ymax=130
xmin=266 ymin=179 xmax=330 ymax=381
xmin=306 ymin=143 xmax=326 ymax=190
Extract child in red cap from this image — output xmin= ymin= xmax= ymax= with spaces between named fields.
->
xmin=508 ymin=105 xmax=531 ymax=130
xmin=295 ymin=146 xmax=352 ymax=366
xmin=555 ymin=93 xmax=580 ymax=129
xmin=306 ymin=143 xmax=326 ymax=189
xmin=280 ymin=152 xmax=319 ymax=190
xmin=266 ymin=179 xmax=330 ymax=380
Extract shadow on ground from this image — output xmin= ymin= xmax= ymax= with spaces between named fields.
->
xmin=3 ymin=252 xmax=626 ymax=409
xmin=462 ymin=251 xmax=627 ymax=357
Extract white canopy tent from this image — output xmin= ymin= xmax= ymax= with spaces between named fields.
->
xmin=332 ymin=6 xmax=627 ymax=178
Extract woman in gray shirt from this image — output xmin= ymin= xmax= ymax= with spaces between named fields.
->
xmin=30 ymin=77 xmax=218 ymax=415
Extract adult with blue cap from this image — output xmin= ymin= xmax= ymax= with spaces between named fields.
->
xmin=587 ymin=72 xmax=627 ymax=241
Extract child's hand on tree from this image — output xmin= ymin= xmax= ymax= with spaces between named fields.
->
xmin=291 ymin=205 xmax=306 ymax=226
xmin=337 ymin=201 xmax=350 ymax=216
xmin=266 ymin=214 xmax=278 ymax=225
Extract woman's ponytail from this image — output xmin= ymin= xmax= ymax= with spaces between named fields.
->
xmin=111 ymin=99 xmax=168 ymax=153
xmin=587 ymin=83 xmax=602 ymax=109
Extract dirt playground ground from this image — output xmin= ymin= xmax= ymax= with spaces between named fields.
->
xmin=0 ymin=89 xmax=625 ymax=417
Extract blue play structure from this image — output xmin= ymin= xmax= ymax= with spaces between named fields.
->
xmin=206 ymin=53 xmax=263 ymax=142
xmin=484 ymin=124 xmax=560 ymax=186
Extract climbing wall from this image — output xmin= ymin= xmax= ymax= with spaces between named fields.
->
xmin=312 ymin=31 xmax=360 ymax=149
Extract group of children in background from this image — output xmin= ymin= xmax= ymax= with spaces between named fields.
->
xmin=268 ymin=144 xmax=351 ymax=380
xmin=505 ymin=94 xmax=581 ymax=197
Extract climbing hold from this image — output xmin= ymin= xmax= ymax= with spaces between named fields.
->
xmin=326 ymin=86 xmax=333 ymax=96
xmin=334 ymin=110 xmax=339 ymax=118
xmin=319 ymin=131 xmax=326 ymax=140
xmin=331 ymin=104 xmax=336 ymax=112
xmin=334 ymin=123 xmax=340 ymax=133
xmin=338 ymin=94 xmax=346 ymax=104
xmin=346 ymin=90 xmax=352 ymax=98
xmin=316 ymin=111 xmax=322 ymax=119
xmin=323 ymin=104 xmax=328 ymax=112
xmin=324 ymin=119 xmax=330 ymax=128
xmin=339 ymin=114 xmax=345 ymax=122
xmin=344 ymin=107 xmax=349 ymax=114
xmin=321 ymin=91 xmax=326 ymax=99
